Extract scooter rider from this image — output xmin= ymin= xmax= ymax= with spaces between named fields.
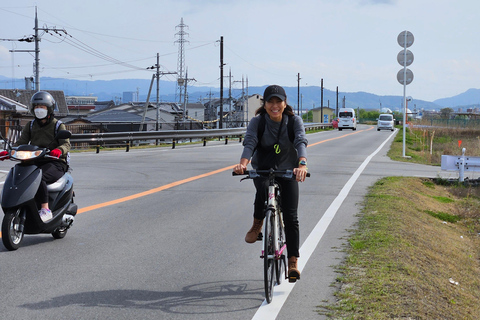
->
xmin=0 ymin=91 xmax=70 ymax=222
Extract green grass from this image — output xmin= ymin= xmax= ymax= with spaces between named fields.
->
xmin=319 ymin=126 xmax=480 ymax=319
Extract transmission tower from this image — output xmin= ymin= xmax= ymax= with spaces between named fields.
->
xmin=175 ymin=18 xmax=189 ymax=104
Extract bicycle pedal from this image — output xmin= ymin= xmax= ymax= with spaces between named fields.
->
xmin=288 ymin=276 xmax=298 ymax=283
xmin=257 ymin=232 xmax=263 ymax=241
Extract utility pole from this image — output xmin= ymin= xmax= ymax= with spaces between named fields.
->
xmin=320 ymin=78 xmax=324 ymax=124
xmin=9 ymin=6 xmax=67 ymax=91
xmin=246 ymin=76 xmax=249 ymax=127
xmin=336 ymin=86 xmax=339 ymax=117
xmin=143 ymin=54 xmax=176 ymax=132
xmin=297 ymin=73 xmax=301 ymax=115
xmin=228 ymin=68 xmax=233 ymax=115
xmin=219 ymin=36 xmax=224 ymax=129
xmin=182 ymin=68 xmax=196 ymax=123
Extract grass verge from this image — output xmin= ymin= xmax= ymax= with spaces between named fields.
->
xmin=320 ymin=127 xmax=480 ymax=319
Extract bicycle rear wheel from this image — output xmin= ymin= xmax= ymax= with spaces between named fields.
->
xmin=263 ymin=209 xmax=275 ymax=303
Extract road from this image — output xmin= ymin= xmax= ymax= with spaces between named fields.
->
xmin=0 ymin=125 xmax=452 ymax=320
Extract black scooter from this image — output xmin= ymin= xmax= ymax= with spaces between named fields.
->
xmin=1 ymin=130 xmax=77 ymax=251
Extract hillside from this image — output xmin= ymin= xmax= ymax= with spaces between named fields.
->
xmin=434 ymin=88 xmax=480 ymax=108
xmin=1 ymin=75 xmax=477 ymax=111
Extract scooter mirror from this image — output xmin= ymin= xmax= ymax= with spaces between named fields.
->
xmin=56 ymin=130 xmax=72 ymax=140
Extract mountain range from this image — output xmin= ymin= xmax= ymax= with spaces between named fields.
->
xmin=1 ymin=75 xmax=479 ymax=111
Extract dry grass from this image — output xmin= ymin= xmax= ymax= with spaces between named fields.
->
xmin=388 ymin=126 xmax=480 ymax=165
xmin=320 ymin=126 xmax=480 ymax=319
xmin=320 ymin=177 xmax=480 ymax=319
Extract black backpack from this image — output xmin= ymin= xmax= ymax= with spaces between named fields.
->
xmin=256 ymin=113 xmax=295 ymax=147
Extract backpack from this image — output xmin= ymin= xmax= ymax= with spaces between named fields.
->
xmin=30 ymin=118 xmax=63 ymax=136
xmin=30 ymin=119 xmax=70 ymax=165
xmin=256 ymin=113 xmax=295 ymax=146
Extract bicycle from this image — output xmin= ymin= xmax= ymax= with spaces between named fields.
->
xmin=233 ymin=168 xmax=310 ymax=303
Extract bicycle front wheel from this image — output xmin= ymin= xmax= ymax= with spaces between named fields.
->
xmin=275 ymin=213 xmax=286 ymax=285
xmin=264 ymin=209 xmax=275 ymax=303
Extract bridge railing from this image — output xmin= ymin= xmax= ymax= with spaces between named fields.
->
xmin=68 ymin=123 xmax=331 ymax=152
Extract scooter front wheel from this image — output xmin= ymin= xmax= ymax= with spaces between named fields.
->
xmin=52 ymin=227 xmax=67 ymax=239
xmin=2 ymin=207 xmax=26 ymax=251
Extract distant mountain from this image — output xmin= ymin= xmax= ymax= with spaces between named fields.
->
xmin=1 ymin=75 xmax=475 ymax=111
xmin=434 ymin=88 xmax=480 ymax=108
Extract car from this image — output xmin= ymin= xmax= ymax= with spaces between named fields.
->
xmin=377 ymin=114 xmax=395 ymax=131
xmin=337 ymin=108 xmax=356 ymax=131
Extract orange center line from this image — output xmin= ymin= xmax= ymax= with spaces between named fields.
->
xmin=78 ymin=129 xmax=371 ymax=215
xmin=1 ymin=127 xmax=373 ymax=239
xmin=77 ymin=164 xmax=236 ymax=214
xmin=308 ymin=126 xmax=373 ymax=147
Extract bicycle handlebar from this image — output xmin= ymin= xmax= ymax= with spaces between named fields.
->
xmin=232 ymin=169 xmax=311 ymax=179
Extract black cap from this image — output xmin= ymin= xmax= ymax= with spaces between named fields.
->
xmin=263 ymin=85 xmax=286 ymax=102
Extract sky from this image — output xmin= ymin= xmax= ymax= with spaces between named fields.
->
xmin=0 ymin=0 xmax=479 ymax=102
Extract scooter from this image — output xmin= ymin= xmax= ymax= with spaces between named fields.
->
xmin=0 ymin=130 xmax=77 ymax=251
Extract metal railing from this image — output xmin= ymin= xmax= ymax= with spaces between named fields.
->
xmin=1 ymin=122 xmax=331 ymax=152
xmin=68 ymin=123 xmax=331 ymax=151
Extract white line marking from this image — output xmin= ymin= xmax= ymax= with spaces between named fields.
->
xmin=252 ymin=130 xmax=397 ymax=319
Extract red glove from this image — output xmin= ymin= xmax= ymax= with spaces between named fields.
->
xmin=0 ymin=150 xmax=9 ymax=161
xmin=50 ymin=149 xmax=62 ymax=158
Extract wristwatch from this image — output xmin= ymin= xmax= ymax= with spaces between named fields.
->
xmin=299 ymin=160 xmax=307 ymax=166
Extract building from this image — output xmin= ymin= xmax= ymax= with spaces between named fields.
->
xmin=312 ymin=107 xmax=336 ymax=123
xmin=0 ymin=89 xmax=68 ymax=118
xmin=66 ymin=95 xmax=97 ymax=117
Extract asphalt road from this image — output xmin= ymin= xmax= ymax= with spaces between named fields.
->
xmin=0 ymin=125 xmax=459 ymax=320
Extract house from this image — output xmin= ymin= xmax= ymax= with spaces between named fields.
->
xmin=66 ymin=95 xmax=97 ymax=116
xmin=80 ymin=101 xmax=188 ymax=132
xmin=312 ymin=107 xmax=336 ymax=123
xmin=0 ymin=89 xmax=69 ymax=119
xmin=0 ymin=89 xmax=68 ymax=141
xmin=205 ymin=94 xmax=262 ymax=128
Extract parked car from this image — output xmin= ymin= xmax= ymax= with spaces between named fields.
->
xmin=337 ymin=108 xmax=356 ymax=131
xmin=377 ymin=114 xmax=395 ymax=131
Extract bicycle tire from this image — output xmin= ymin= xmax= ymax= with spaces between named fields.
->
xmin=263 ymin=209 xmax=275 ymax=303
xmin=275 ymin=212 xmax=286 ymax=285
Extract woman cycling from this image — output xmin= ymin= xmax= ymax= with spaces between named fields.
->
xmin=233 ymin=84 xmax=308 ymax=282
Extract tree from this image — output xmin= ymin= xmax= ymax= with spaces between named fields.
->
xmin=440 ymin=108 xmax=454 ymax=119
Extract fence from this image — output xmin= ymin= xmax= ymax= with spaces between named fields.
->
xmin=414 ymin=118 xmax=480 ymax=129
xmin=0 ymin=121 xmax=331 ymax=152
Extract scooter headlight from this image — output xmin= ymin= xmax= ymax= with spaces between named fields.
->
xmin=11 ymin=150 xmax=43 ymax=160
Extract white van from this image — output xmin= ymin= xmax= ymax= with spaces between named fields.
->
xmin=337 ymin=108 xmax=357 ymax=131
xmin=377 ymin=114 xmax=395 ymax=131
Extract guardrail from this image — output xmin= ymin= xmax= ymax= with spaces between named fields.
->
xmin=441 ymin=148 xmax=480 ymax=182
xmin=69 ymin=122 xmax=331 ymax=152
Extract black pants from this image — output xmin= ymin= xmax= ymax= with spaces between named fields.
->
xmin=35 ymin=162 xmax=66 ymax=204
xmin=253 ymin=178 xmax=300 ymax=258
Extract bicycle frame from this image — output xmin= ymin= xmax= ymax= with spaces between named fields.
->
xmin=262 ymin=181 xmax=286 ymax=262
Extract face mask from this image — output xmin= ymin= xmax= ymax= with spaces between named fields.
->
xmin=34 ymin=108 xmax=48 ymax=119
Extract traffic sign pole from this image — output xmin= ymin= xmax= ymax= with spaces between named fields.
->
xmin=397 ymin=30 xmax=414 ymax=158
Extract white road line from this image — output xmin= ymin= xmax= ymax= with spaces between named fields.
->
xmin=252 ymin=129 xmax=397 ymax=319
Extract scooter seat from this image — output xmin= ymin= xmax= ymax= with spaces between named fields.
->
xmin=47 ymin=174 xmax=68 ymax=192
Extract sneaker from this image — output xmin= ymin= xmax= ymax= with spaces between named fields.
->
xmin=39 ymin=208 xmax=53 ymax=222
